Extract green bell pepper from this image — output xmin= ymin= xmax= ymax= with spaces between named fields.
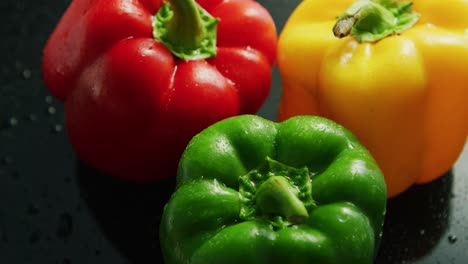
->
xmin=160 ymin=115 xmax=387 ymax=264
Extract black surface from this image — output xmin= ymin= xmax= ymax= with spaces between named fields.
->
xmin=1 ymin=0 xmax=467 ymax=263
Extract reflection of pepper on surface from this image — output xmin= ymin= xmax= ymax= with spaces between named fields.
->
xmin=161 ymin=114 xmax=387 ymax=264
xmin=42 ymin=0 xmax=277 ymax=182
xmin=277 ymin=0 xmax=468 ymax=197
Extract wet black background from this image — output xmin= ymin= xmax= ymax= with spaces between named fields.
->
xmin=1 ymin=0 xmax=467 ymax=263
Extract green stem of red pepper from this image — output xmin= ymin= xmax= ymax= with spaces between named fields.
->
xmin=153 ymin=0 xmax=219 ymax=60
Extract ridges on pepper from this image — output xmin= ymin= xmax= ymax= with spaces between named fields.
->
xmin=41 ymin=0 xmax=278 ymax=181
xmin=277 ymin=0 xmax=468 ymax=198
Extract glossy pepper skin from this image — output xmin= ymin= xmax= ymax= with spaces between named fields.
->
xmin=160 ymin=115 xmax=387 ymax=264
xmin=42 ymin=0 xmax=277 ymax=181
xmin=277 ymin=0 xmax=468 ymax=197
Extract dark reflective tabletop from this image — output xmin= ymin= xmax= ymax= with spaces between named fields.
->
xmin=1 ymin=0 xmax=467 ymax=263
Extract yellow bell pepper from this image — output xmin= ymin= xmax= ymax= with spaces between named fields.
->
xmin=277 ymin=0 xmax=468 ymax=197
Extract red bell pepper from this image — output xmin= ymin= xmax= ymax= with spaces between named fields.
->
xmin=42 ymin=0 xmax=277 ymax=181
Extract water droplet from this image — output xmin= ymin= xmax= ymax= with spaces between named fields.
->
xmin=45 ymin=96 xmax=53 ymax=104
xmin=419 ymin=229 xmax=425 ymax=235
xmin=56 ymin=213 xmax=73 ymax=239
xmin=47 ymin=106 xmax=56 ymax=115
xmin=448 ymin=234 xmax=457 ymax=244
xmin=27 ymin=204 xmax=40 ymax=216
xmin=9 ymin=117 xmax=18 ymax=127
xmin=29 ymin=230 xmax=41 ymax=244
xmin=22 ymin=69 xmax=32 ymax=79
xmin=51 ymin=124 xmax=63 ymax=134
xmin=26 ymin=114 xmax=38 ymax=122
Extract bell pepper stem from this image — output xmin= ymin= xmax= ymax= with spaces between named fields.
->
xmin=255 ymin=176 xmax=309 ymax=224
xmin=333 ymin=16 xmax=357 ymax=38
xmin=166 ymin=0 xmax=205 ymax=50
xmin=333 ymin=0 xmax=419 ymax=42
xmin=153 ymin=0 xmax=218 ymax=60
xmin=239 ymin=157 xmax=315 ymax=228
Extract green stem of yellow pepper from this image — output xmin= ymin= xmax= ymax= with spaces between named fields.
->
xmin=333 ymin=0 xmax=420 ymax=42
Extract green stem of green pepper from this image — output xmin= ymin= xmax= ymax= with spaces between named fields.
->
xmin=255 ymin=176 xmax=309 ymax=224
